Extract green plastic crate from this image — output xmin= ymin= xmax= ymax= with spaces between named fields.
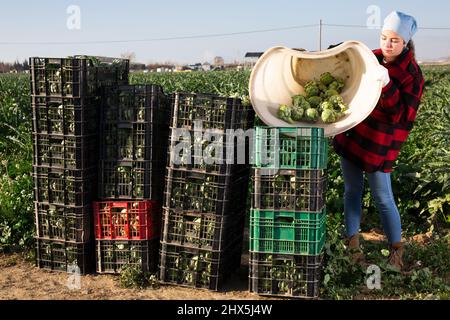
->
xmin=254 ymin=127 xmax=328 ymax=170
xmin=249 ymin=208 xmax=326 ymax=255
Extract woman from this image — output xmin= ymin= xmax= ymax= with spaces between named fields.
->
xmin=333 ymin=11 xmax=425 ymax=270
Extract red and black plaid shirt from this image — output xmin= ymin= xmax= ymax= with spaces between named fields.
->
xmin=333 ymin=48 xmax=425 ymax=173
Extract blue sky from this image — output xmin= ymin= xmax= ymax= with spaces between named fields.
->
xmin=0 ymin=0 xmax=449 ymax=64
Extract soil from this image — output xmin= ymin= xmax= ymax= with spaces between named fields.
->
xmin=0 ymin=252 xmax=274 ymax=300
xmin=0 ymin=230 xmax=434 ymax=300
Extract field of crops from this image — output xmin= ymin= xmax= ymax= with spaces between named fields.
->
xmin=0 ymin=66 xmax=448 ymax=299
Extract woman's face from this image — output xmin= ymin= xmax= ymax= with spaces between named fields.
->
xmin=380 ymin=30 xmax=406 ymax=62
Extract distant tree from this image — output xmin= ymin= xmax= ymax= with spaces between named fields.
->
xmin=0 ymin=60 xmax=31 ymax=73
xmin=146 ymin=62 xmax=175 ymax=70
xmin=22 ymin=59 xmax=29 ymax=72
xmin=13 ymin=60 xmax=22 ymax=72
xmin=0 ymin=62 xmax=7 ymax=73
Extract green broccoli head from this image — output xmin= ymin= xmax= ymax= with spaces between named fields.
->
xmin=320 ymin=72 xmax=335 ymax=86
xmin=328 ymin=95 xmax=348 ymax=112
xmin=317 ymin=81 xmax=328 ymax=93
xmin=307 ymin=96 xmax=322 ymax=108
xmin=291 ymin=105 xmax=305 ymax=121
xmin=304 ymin=81 xmax=319 ymax=97
xmin=277 ymin=104 xmax=294 ymax=123
xmin=305 ymin=108 xmax=319 ymax=122
xmin=328 ymin=94 xmax=344 ymax=105
xmin=292 ymin=95 xmax=308 ymax=108
xmin=324 ymin=89 xmax=340 ymax=98
xmin=292 ymin=95 xmax=310 ymax=109
xmin=328 ymin=78 xmax=345 ymax=93
xmin=320 ymin=107 xmax=346 ymax=123
xmin=321 ymin=108 xmax=337 ymax=123
xmin=319 ymin=101 xmax=333 ymax=111
xmin=290 ymin=72 xmax=347 ymax=124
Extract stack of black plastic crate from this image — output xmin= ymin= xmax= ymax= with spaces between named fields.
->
xmin=31 ymin=56 xmax=129 ymax=274
xmin=159 ymin=93 xmax=254 ymax=290
xmin=94 ymin=84 xmax=170 ymax=273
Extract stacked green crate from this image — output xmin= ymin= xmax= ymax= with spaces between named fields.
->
xmin=249 ymin=209 xmax=327 ymax=255
xmin=249 ymin=127 xmax=328 ymax=299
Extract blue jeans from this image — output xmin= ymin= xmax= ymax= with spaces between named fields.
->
xmin=340 ymin=156 xmax=402 ymax=244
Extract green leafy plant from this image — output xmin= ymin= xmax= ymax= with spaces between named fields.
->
xmin=119 ymin=264 xmax=160 ymax=289
xmin=321 ymin=214 xmax=366 ymax=299
xmin=0 ymin=74 xmax=34 ymax=252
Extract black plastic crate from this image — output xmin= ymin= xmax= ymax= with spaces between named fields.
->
xmin=101 ymin=84 xmax=169 ymax=124
xmin=161 ymin=207 xmax=245 ymax=251
xmin=35 ymin=201 xmax=92 ymax=243
xmin=167 ymin=126 xmax=252 ymax=174
xmin=164 ymin=167 xmax=250 ymax=214
xmin=96 ymin=238 xmax=160 ymax=274
xmin=99 ymin=84 xmax=170 ymax=164
xmin=158 ymin=240 xmax=243 ymax=291
xmin=32 ymin=96 xmax=99 ymax=136
xmin=170 ymin=93 xmax=255 ymax=131
xmin=98 ymin=160 xmax=164 ymax=201
xmin=33 ymin=166 xmax=97 ymax=206
xmin=94 ymin=57 xmax=129 ymax=86
xmin=33 ymin=133 xmax=98 ymax=170
xmin=35 ymin=238 xmax=94 ymax=274
xmin=100 ymin=122 xmax=167 ymax=162
xmin=29 ymin=56 xmax=129 ymax=98
xmin=252 ymin=168 xmax=327 ymax=212
xmin=249 ymin=252 xmax=323 ymax=299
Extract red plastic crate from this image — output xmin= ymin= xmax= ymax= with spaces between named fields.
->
xmin=93 ymin=200 xmax=161 ymax=240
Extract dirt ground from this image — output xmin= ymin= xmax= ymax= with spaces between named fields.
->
xmin=0 ymin=252 xmax=269 ymax=300
xmin=0 ymin=229 xmax=432 ymax=300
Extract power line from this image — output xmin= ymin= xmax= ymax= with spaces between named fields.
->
xmin=323 ymin=23 xmax=450 ymax=30
xmin=0 ymin=24 xmax=318 ymax=45
xmin=0 ymin=22 xmax=448 ymax=46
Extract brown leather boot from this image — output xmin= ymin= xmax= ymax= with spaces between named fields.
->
xmin=346 ymin=233 xmax=365 ymax=265
xmin=388 ymin=242 xmax=404 ymax=271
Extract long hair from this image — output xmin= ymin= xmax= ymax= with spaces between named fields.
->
xmin=407 ymin=40 xmax=416 ymax=60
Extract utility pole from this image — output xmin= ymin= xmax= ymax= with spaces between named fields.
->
xmin=319 ymin=19 xmax=323 ymax=51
